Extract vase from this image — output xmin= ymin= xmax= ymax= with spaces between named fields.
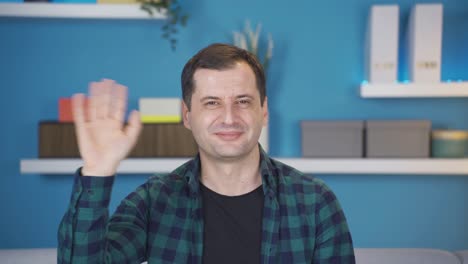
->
xmin=259 ymin=125 xmax=269 ymax=153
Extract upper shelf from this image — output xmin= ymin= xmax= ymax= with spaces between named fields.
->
xmin=20 ymin=158 xmax=468 ymax=175
xmin=0 ymin=2 xmax=167 ymax=19
xmin=360 ymin=81 xmax=468 ymax=98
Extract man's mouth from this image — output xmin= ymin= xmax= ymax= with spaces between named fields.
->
xmin=214 ymin=131 xmax=243 ymax=141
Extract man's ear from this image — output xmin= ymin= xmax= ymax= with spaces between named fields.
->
xmin=182 ymin=101 xmax=192 ymax=130
xmin=262 ymin=97 xmax=269 ymax=127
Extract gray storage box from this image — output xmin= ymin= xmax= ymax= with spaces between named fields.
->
xmin=301 ymin=121 xmax=364 ymax=158
xmin=366 ymin=120 xmax=431 ymax=158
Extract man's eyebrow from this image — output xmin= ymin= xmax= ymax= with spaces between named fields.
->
xmin=200 ymin=96 xmax=221 ymax=102
xmin=199 ymin=94 xmax=255 ymax=102
xmin=235 ymin=94 xmax=254 ymax=99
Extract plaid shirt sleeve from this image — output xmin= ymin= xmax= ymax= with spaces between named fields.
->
xmin=57 ymin=168 xmax=148 ymax=264
xmin=313 ymin=180 xmax=355 ymax=263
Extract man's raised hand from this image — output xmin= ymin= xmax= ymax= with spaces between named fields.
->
xmin=72 ymin=79 xmax=142 ymax=176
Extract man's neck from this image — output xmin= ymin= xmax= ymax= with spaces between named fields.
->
xmin=199 ymin=147 xmax=262 ymax=196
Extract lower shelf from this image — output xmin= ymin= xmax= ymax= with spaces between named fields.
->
xmin=20 ymin=158 xmax=468 ymax=175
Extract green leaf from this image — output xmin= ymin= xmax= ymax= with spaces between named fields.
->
xmin=140 ymin=5 xmax=153 ymax=15
xmin=140 ymin=0 xmax=187 ymax=52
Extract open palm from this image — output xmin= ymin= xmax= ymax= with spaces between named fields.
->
xmin=72 ymin=79 xmax=142 ymax=176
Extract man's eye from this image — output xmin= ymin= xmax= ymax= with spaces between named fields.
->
xmin=205 ymin=101 xmax=219 ymax=106
xmin=238 ymin=99 xmax=250 ymax=105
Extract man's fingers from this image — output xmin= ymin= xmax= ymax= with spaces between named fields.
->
xmin=71 ymin=93 xmax=86 ymax=124
xmin=125 ymin=110 xmax=142 ymax=145
xmin=88 ymin=82 xmax=99 ymax=121
xmin=71 ymin=93 xmax=89 ymax=146
xmin=89 ymin=79 xmax=115 ymax=121
xmin=110 ymin=83 xmax=128 ymax=123
xmin=97 ymin=79 xmax=113 ymax=119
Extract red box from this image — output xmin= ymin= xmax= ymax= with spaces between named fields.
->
xmin=59 ymin=98 xmax=73 ymax=122
xmin=59 ymin=97 xmax=88 ymax=122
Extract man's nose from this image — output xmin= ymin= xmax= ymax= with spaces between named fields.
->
xmin=221 ymin=104 xmax=236 ymax=124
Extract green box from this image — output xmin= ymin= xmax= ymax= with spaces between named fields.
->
xmin=431 ymin=130 xmax=468 ymax=158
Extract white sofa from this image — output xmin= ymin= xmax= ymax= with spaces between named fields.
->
xmin=0 ymin=248 xmax=56 ymax=264
xmin=0 ymin=248 xmax=466 ymax=263
xmin=355 ymin=248 xmax=462 ymax=264
xmin=455 ymin=250 xmax=468 ymax=264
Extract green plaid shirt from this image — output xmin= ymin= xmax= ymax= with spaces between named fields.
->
xmin=58 ymin=148 xmax=355 ymax=263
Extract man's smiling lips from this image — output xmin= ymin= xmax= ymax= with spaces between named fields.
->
xmin=214 ymin=131 xmax=243 ymax=141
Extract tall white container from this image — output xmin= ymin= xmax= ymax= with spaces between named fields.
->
xmin=365 ymin=5 xmax=399 ymax=83
xmin=258 ymin=126 xmax=268 ymax=153
xmin=408 ymin=4 xmax=443 ymax=83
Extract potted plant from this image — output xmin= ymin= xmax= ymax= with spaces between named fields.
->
xmin=232 ymin=20 xmax=274 ymax=73
xmin=138 ymin=0 xmax=189 ymax=50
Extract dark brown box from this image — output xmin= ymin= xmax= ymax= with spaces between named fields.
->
xmin=39 ymin=121 xmax=198 ymax=158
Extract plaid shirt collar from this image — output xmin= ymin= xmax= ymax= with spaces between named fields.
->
xmin=174 ymin=144 xmax=278 ymax=199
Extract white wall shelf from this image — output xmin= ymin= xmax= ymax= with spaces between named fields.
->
xmin=0 ymin=3 xmax=166 ymax=19
xmin=20 ymin=158 xmax=468 ymax=175
xmin=360 ymin=82 xmax=468 ymax=98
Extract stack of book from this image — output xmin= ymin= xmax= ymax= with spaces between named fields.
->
xmin=139 ymin=98 xmax=182 ymax=123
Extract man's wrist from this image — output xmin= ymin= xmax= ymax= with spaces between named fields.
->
xmin=82 ymin=164 xmax=117 ymax=177
xmin=77 ymin=168 xmax=115 ymax=208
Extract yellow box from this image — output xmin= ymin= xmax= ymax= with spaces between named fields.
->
xmin=141 ymin=115 xmax=182 ymax=123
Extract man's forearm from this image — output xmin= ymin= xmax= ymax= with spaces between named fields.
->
xmin=57 ymin=168 xmax=115 ymax=263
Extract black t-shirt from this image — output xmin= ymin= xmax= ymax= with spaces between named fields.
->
xmin=200 ymin=182 xmax=264 ymax=264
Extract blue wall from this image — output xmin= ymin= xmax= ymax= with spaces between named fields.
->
xmin=1 ymin=0 xmax=467 ymax=250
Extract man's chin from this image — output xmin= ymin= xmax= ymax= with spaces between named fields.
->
xmin=214 ymin=149 xmax=244 ymax=159
xmin=210 ymin=145 xmax=250 ymax=159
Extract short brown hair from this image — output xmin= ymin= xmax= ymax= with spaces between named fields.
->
xmin=181 ymin=43 xmax=266 ymax=110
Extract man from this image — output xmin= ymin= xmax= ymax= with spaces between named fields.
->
xmin=58 ymin=43 xmax=355 ymax=263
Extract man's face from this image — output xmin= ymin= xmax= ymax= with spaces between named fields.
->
xmin=182 ymin=62 xmax=268 ymax=160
